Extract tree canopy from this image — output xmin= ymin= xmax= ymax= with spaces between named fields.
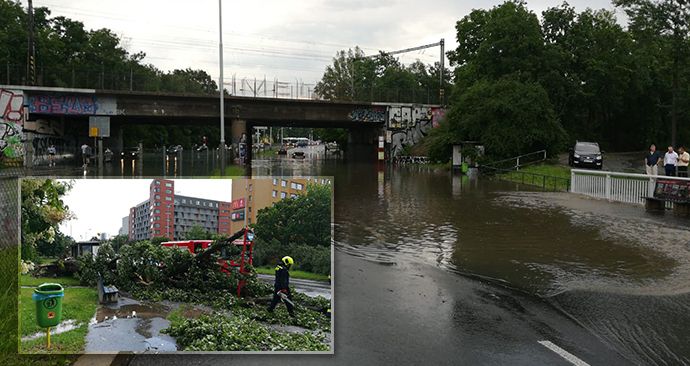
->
xmin=425 ymin=0 xmax=690 ymax=161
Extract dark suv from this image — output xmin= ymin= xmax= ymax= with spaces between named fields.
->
xmin=569 ymin=141 xmax=603 ymax=169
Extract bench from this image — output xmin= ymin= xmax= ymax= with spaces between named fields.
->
xmin=642 ymin=179 xmax=690 ymax=216
xmin=97 ymin=275 xmax=119 ymax=304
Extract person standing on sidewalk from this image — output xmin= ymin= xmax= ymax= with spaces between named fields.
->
xmin=664 ymin=145 xmax=679 ymax=176
xmin=677 ymin=146 xmax=690 ymax=177
xmin=645 ymin=144 xmax=661 ymax=176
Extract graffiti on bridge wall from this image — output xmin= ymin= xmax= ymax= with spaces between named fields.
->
xmin=0 ymin=89 xmax=26 ymax=159
xmin=28 ymin=94 xmax=118 ymax=115
xmin=348 ymin=107 xmax=386 ymax=123
xmin=32 ymin=135 xmax=72 ymax=166
xmin=388 ymin=106 xmax=445 ymax=158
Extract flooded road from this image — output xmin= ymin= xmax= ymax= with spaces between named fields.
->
xmin=253 ymin=152 xmax=690 ymax=365
xmin=25 ymin=149 xmax=244 ymax=177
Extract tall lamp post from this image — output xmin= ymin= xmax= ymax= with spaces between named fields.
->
xmin=218 ymin=0 xmax=226 ymax=176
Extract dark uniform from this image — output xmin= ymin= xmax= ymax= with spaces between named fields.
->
xmin=267 ymin=263 xmax=295 ymax=316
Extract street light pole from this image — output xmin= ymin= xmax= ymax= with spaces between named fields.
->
xmin=218 ymin=0 xmax=226 ymax=176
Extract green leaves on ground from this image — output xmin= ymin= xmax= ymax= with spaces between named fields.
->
xmin=163 ymin=313 xmax=329 ymax=351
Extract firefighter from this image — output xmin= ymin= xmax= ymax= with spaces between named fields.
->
xmin=267 ymin=256 xmax=295 ymax=317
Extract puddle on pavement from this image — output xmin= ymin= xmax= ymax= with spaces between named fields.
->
xmin=86 ymin=298 xmax=177 ymax=353
xmin=95 ymin=302 xmax=171 ymax=323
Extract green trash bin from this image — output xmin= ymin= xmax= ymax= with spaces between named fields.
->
xmin=461 ymin=162 xmax=469 ymax=173
xmin=33 ymin=283 xmax=64 ymax=328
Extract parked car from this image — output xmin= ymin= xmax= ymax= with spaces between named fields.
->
xmin=292 ymin=151 xmax=305 ymax=159
xmin=121 ymin=147 xmax=140 ymax=160
xmin=569 ymin=141 xmax=603 ymax=169
xmin=277 ymin=146 xmax=288 ymax=155
xmin=167 ymin=145 xmax=183 ymax=154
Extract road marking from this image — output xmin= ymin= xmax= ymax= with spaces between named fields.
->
xmin=538 ymin=340 xmax=591 ymax=366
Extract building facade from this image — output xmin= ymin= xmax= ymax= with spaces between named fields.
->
xmin=128 ymin=179 xmax=232 ymax=241
xmin=230 ymin=177 xmax=332 ymax=233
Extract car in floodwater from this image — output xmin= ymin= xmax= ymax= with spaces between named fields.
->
xmin=569 ymin=141 xmax=603 ymax=169
xmin=166 ymin=145 xmax=183 ymax=154
xmin=292 ymin=151 xmax=306 ymax=159
xmin=120 ymin=147 xmax=140 ymax=160
xmin=277 ymin=146 xmax=288 ymax=155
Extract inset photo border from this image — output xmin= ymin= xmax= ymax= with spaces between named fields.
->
xmin=18 ymin=177 xmax=333 ymax=354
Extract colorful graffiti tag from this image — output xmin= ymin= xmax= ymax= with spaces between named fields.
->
xmin=0 ymin=89 xmax=25 ymax=159
xmin=348 ymin=107 xmax=386 ymax=123
xmin=29 ymin=94 xmax=99 ymax=114
xmin=389 ymin=106 xmax=445 ymax=158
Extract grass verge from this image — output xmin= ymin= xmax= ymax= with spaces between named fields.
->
xmin=255 ymin=266 xmax=330 ymax=282
xmin=210 ymin=164 xmax=247 ymax=177
xmin=19 ymin=287 xmax=97 ymax=354
xmin=498 ymin=163 xmax=571 ymax=191
xmin=20 ymin=275 xmax=81 ymax=288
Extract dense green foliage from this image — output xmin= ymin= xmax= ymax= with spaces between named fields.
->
xmin=314 ymin=46 xmax=451 ymax=103
xmin=252 ymin=184 xmax=331 ymax=274
xmin=20 ymin=179 xmax=72 ymax=261
xmin=422 ymin=0 xmax=690 ymax=161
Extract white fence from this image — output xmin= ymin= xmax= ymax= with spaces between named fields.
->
xmin=570 ymin=169 xmax=690 ymax=205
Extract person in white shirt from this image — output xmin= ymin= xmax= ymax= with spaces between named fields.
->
xmin=664 ymin=145 xmax=679 ymax=176
xmin=677 ymin=146 xmax=690 ymax=177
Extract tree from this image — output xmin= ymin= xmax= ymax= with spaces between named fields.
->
xmin=446 ymin=77 xmax=567 ymax=159
xmin=21 ymin=179 xmax=73 ymax=261
xmin=184 ymin=225 xmax=211 ymax=240
xmin=614 ymin=0 xmax=690 ymax=146
xmin=253 ymin=184 xmax=331 ymax=248
xmin=108 ymin=234 xmax=129 ymax=253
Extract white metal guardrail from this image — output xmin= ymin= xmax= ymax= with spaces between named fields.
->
xmin=570 ymin=169 xmax=690 ymax=205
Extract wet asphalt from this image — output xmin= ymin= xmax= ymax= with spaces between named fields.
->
xmin=75 ymin=252 xmax=630 ymax=365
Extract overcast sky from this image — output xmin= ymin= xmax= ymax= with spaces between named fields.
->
xmin=57 ymin=178 xmax=233 ymax=241
xmin=21 ymin=0 xmax=617 ymax=85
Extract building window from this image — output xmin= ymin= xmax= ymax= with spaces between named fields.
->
xmin=165 ymin=183 xmax=172 ymax=187
xmin=155 ymin=180 xmax=160 ymax=185
xmin=197 ymin=200 xmax=200 ymax=205
xmin=165 ymin=197 xmax=172 ymax=201
xmin=290 ymin=182 xmax=297 ymax=189
xmin=155 ymin=202 xmax=161 ymax=206
xmin=281 ymin=180 xmax=287 ymax=187
xmin=155 ymin=195 xmax=160 ymax=199
xmin=280 ymin=192 xmax=287 ymax=199
xmin=273 ymin=178 xmax=278 ymax=185
xmin=166 ymin=189 xmax=172 ymax=194
xmin=291 ymin=194 xmax=298 ymax=199
xmin=295 ymin=183 xmax=303 ymax=190
xmin=272 ymin=190 xmax=277 ymax=198
xmin=249 ymin=184 xmax=253 ymax=192
xmin=182 ymin=199 xmax=186 ymax=204
xmin=248 ymin=195 xmax=252 ymax=202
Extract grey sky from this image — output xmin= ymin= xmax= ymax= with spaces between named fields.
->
xmin=22 ymin=0 xmax=617 ymax=85
xmin=57 ymin=178 xmax=233 ymax=241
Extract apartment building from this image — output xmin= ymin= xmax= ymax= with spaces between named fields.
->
xmin=229 ymin=177 xmax=332 ymax=233
xmin=128 ymin=179 xmax=232 ymax=241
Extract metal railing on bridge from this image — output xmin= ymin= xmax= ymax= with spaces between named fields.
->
xmin=2 ymin=63 xmax=441 ymax=104
xmin=570 ymin=169 xmax=690 ymax=205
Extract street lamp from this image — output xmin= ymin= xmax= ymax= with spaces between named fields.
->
xmin=218 ymin=0 xmax=226 ymax=176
